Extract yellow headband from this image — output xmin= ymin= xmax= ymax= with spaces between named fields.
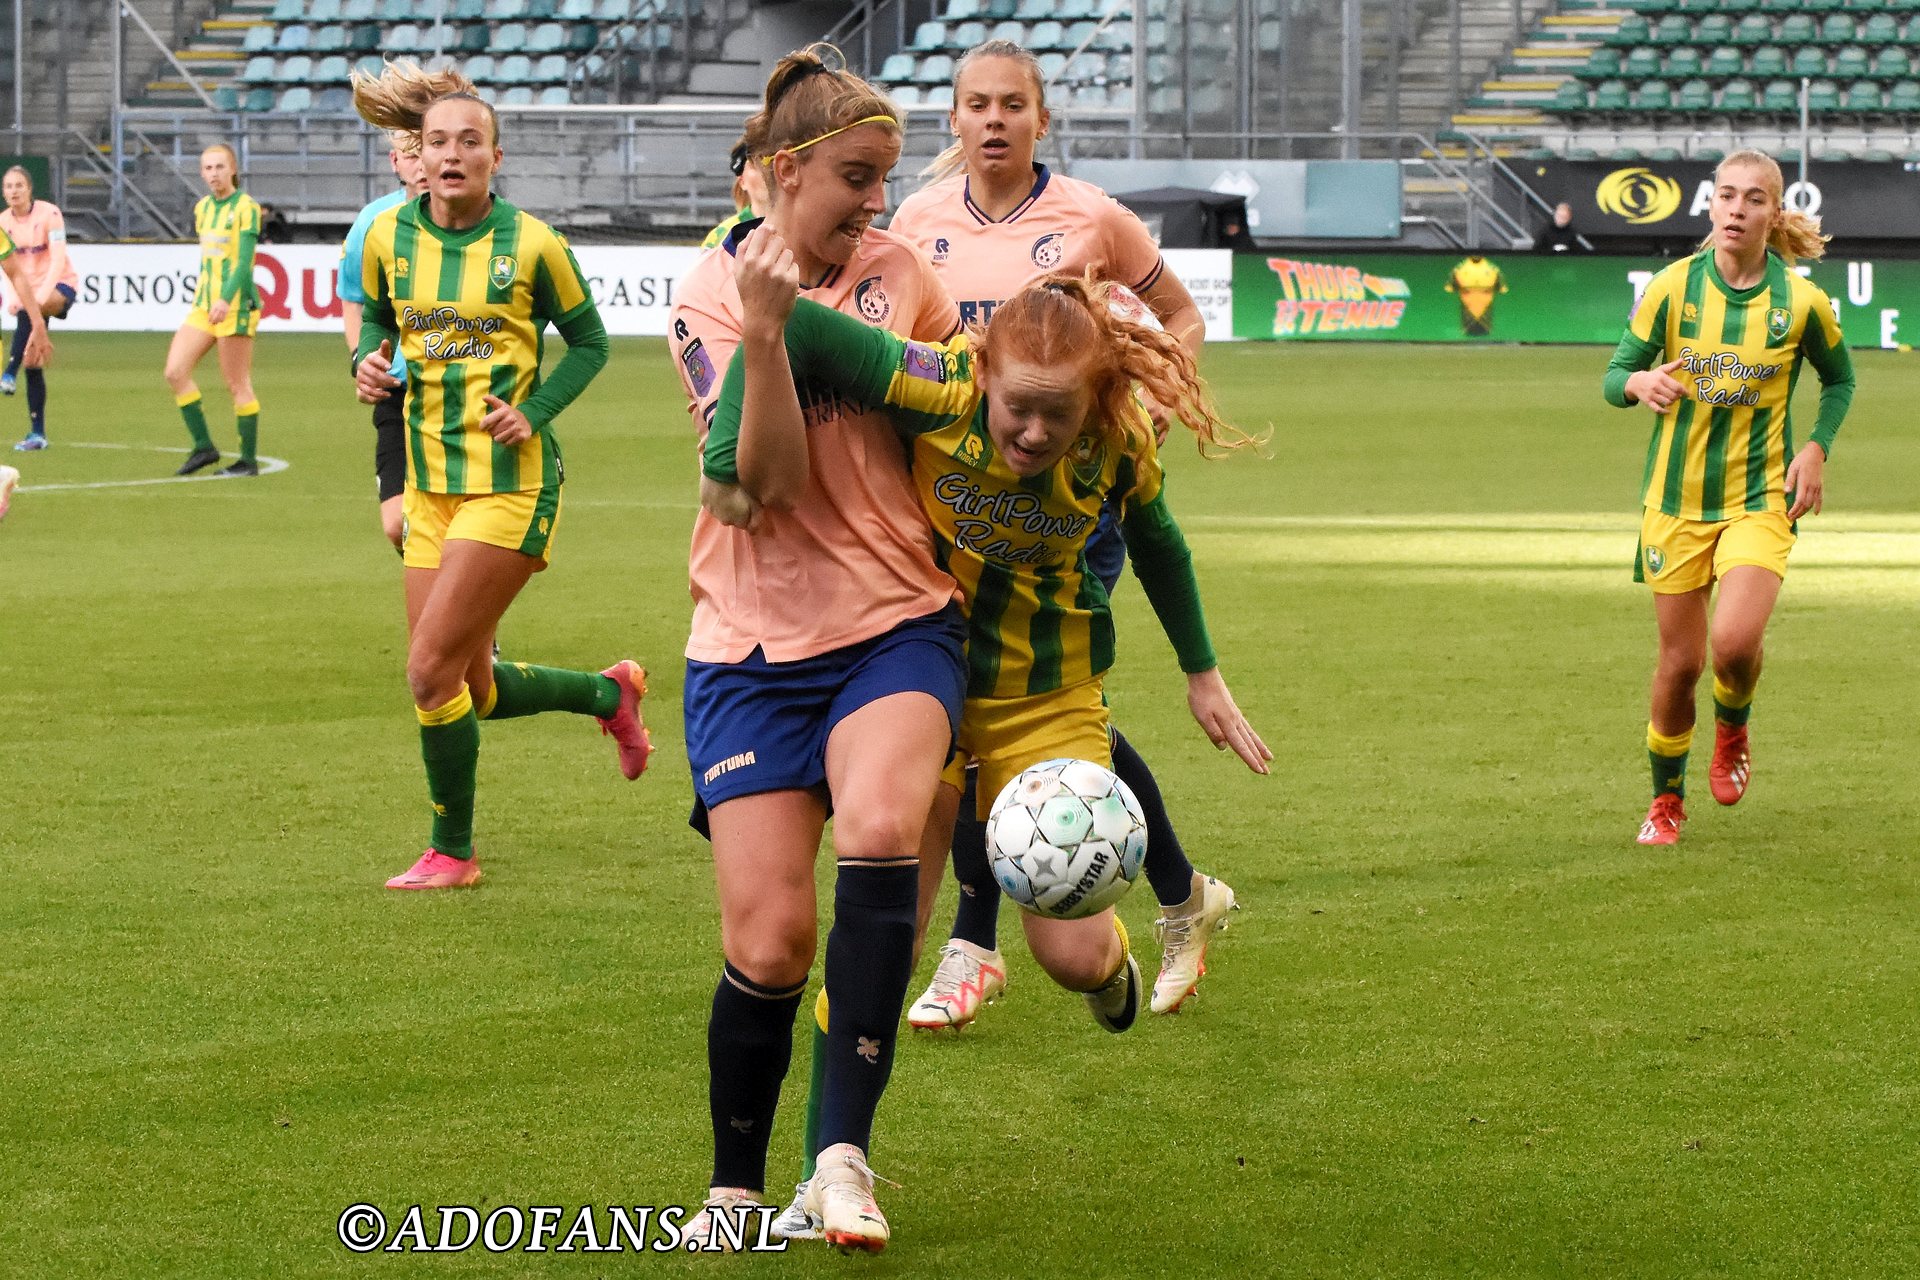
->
xmin=761 ymin=114 xmax=898 ymax=165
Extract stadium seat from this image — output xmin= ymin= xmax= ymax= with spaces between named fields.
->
xmin=538 ymin=85 xmax=571 ymax=104
xmin=920 ymin=53 xmax=955 ymax=81
xmin=501 ymin=86 xmax=535 ymax=104
xmin=1552 ymin=80 xmax=1588 ymax=112
xmin=1704 ymin=46 xmax=1745 ymax=77
xmin=950 ymin=20 xmax=988 ymax=46
xmin=312 ymin=25 xmax=347 ymax=51
xmin=308 ymin=0 xmax=342 ymax=20
xmin=878 ymin=52 xmax=915 ymax=82
xmin=1717 ymin=78 xmax=1757 ymax=111
xmin=1798 ymin=0 xmax=1843 ymax=12
xmin=906 ymin=20 xmax=947 ymax=50
xmin=1059 ymin=0 xmax=1095 ymax=17
xmin=593 ymin=0 xmax=625 ymax=16
xmin=244 ymin=87 xmax=277 ymax=110
xmin=1646 ymin=146 xmax=1683 ymax=161
xmin=982 ymin=18 xmax=1019 ymax=43
xmin=243 ymin=25 xmax=276 ymax=52
xmin=1872 ymin=47 xmax=1912 ymax=78
xmin=1676 ymin=77 xmax=1713 ymax=110
xmin=1610 ymin=14 xmax=1650 ymax=44
xmin=926 ymin=83 xmax=954 ymax=107
xmin=277 ymin=53 xmax=314 ymax=82
xmin=1666 ymin=47 xmax=1703 ymax=78
xmin=1791 ymin=46 xmax=1828 ymax=76
xmin=1104 ymin=50 xmax=1129 ymax=80
xmin=1015 ymin=0 xmax=1055 ymax=16
xmin=945 ymin=0 xmax=985 ymax=19
xmin=1832 ymin=45 xmax=1870 ymax=77
xmin=1861 ymin=13 xmax=1901 ymax=44
xmin=1650 ymin=15 xmax=1690 ymax=43
xmin=565 ymin=23 xmax=598 ymax=51
xmin=526 ymin=0 xmax=559 ymax=17
xmin=1844 ymin=79 xmax=1883 ymax=112
xmin=1107 ymin=83 xmax=1133 ymax=109
xmin=1632 ymin=79 xmax=1673 ymax=110
xmin=353 ymin=54 xmax=383 ymax=77
xmin=1820 ymin=14 xmax=1858 ymax=43
xmin=1730 ymin=14 xmax=1771 ymax=45
xmin=494 ymin=22 xmax=530 ymax=50
xmin=276 ymin=23 xmax=311 ymax=50
xmin=497 ymin=54 xmax=533 ymax=82
xmin=1890 ymin=80 xmax=1920 ymax=111
xmin=560 ymin=0 xmax=594 ymax=16
xmin=315 ymin=53 xmax=350 ymax=80
xmin=385 ymin=23 xmax=421 ymax=52
xmin=213 ymin=85 xmax=241 ymax=111
xmin=1591 ymin=78 xmax=1631 ymax=110
xmin=349 ymin=23 xmax=383 ymax=51
xmin=278 ymin=85 xmax=314 ymax=111
xmin=1037 ymin=50 xmax=1068 ymax=79
xmin=453 ymin=0 xmax=487 ymax=16
xmin=464 ymin=53 xmax=496 ymax=79
xmin=342 ymin=0 xmax=377 ymax=18
xmin=1749 ymin=44 xmax=1786 ymax=76
xmin=1624 ymin=46 xmax=1662 ymax=78
xmin=1694 ymin=14 xmax=1733 ymax=44
xmin=1759 ymin=78 xmax=1798 ymax=111
xmin=1776 ymin=14 xmax=1815 ymax=43
xmin=488 ymin=0 xmax=527 ymax=16
xmin=271 ymin=0 xmax=305 ymax=18
xmin=893 ymin=84 xmax=922 ymax=105
xmin=1805 ymin=78 xmax=1841 ymax=112
xmin=1580 ymin=46 xmax=1621 ymax=78
xmin=529 ymin=21 xmax=567 ymax=50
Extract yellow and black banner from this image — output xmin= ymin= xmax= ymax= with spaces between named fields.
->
xmin=1527 ymin=160 xmax=1920 ymax=240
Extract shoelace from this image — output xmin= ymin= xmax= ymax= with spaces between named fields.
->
xmin=1156 ymin=910 xmax=1199 ymax=969
xmin=922 ymin=945 xmax=975 ymax=1002
xmin=832 ymin=1149 xmax=902 ymax=1194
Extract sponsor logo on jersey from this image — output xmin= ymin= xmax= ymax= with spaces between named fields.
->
xmin=933 ymin=237 xmax=951 ymax=263
xmin=1030 ymin=232 xmax=1065 ymax=269
xmin=1596 ymin=167 xmax=1683 ymax=226
xmin=855 ymin=276 xmax=892 ymax=324
xmin=489 ymin=254 xmax=515 ymax=290
xmin=1767 ymin=306 xmax=1792 ymax=342
xmin=904 ymin=343 xmax=945 ymax=383
xmin=394 ymin=258 xmax=410 ymax=279
xmin=1645 ymin=545 xmax=1665 ymax=575
xmin=681 ymin=337 xmax=715 ymax=397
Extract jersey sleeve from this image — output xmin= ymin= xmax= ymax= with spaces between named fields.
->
xmin=352 ymin=218 xmax=398 ymax=370
xmin=1604 ymin=270 xmax=1673 ymax=407
xmin=0 ymin=225 xmax=13 ymax=261
xmin=337 ymin=207 xmax=373 ymax=306
xmin=704 ymin=298 xmax=979 ymax=482
xmin=521 ymin=227 xmax=608 ymax=430
xmin=1117 ymin=473 xmax=1217 ymax=675
xmin=221 ymin=198 xmax=260 ymax=303
xmin=1799 ymin=286 xmax=1855 ymax=456
xmin=669 ymin=287 xmax=738 ymax=443
xmin=44 ymin=207 xmax=70 ymax=284
xmin=530 ymin=226 xmax=596 ymax=325
xmin=1100 ymin=196 xmax=1167 ymax=295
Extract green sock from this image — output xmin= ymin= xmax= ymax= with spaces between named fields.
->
xmin=801 ymin=988 xmax=828 ymax=1181
xmin=418 ymin=689 xmax=479 ymax=857
xmin=1712 ymin=677 xmax=1753 ymax=728
xmin=1648 ymin=722 xmax=1693 ymax=800
xmin=235 ymin=399 xmax=260 ymax=464
xmin=176 ymin=393 xmax=213 ymax=450
xmin=483 ymin=662 xmax=620 ymax=720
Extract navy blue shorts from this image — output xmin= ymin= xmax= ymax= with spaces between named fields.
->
xmin=683 ymin=602 xmax=967 ymax=837
xmin=1086 ymin=495 xmax=1128 ymax=595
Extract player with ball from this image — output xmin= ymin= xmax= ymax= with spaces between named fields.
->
xmin=706 ymin=233 xmax=1272 ymax=1037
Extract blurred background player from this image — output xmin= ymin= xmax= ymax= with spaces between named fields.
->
xmin=164 ymin=143 xmax=263 ymax=478
xmin=699 ymin=124 xmax=770 ymax=252
xmin=350 ymin=63 xmax=650 ymax=891
xmin=667 ymin=46 xmax=964 ymax=1253
xmin=888 ymin=39 xmax=1239 ymax=1027
xmin=340 ymin=126 xmax=429 ymax=549
xmin=1603 ymin=149 xmax=1853 ymax=847
xmin=0 ymin=166 xmax=75 ymax=451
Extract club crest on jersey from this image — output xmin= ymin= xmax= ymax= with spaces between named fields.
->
xmin=933 ymin=237 xmax=951 ymax=263
xmin=1031 ymin=233 xmax=1065 ymax=269
xmin=394 ymin=258 xmax=410 ymax=279
xmin=904 ymin=343 xmax=945 ymax=384
xmin=489 ymin=255 xmax=515 ymax=289
xmin=855 ymin=276 xmax=892 ymax=324
xmin=1682 ymin=302 xmax=1698 ymax=322
xmin=1645 ymin=545 xmax=1666 ymax=576
xmin=681 ymin=338 xmax=715 ymax=397
xmin=1767 ymin=306 xmax=1791 ymax=342
xmin=1068 ymin=435 xmax=1103 ymax=485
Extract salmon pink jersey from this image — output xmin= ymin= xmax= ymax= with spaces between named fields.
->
xmin=889 ymin=164 xmax=1165 ymax=330
xmin=670 ymin=220 xmax=963 ymax=664
xmin=0 ymin=200 xmax=75 ymax=315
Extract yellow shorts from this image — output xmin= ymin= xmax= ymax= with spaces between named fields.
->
xmin=402 ymin=485 xmax=562 ymax=570
xmin=942 ymin=678 xmax=1112 ymax=819
xmin=184 ymin=304 xmax=259 ymax=339
xmin=1637 ymin=508 xmax=1794 ymax=594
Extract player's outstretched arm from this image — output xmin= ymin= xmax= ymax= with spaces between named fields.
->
xmin=1186 ymin=667 xmax=1272 ymax=775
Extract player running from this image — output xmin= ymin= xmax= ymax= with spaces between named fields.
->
xmin=0 ymin=167 xmax=75 ymax=451
xmin=164 ymin=143 xmax=265 ymax=477
xmin=666 ymin=46 xmax=965 ymax=1254
xmin=349 ymin=63 xmax=650 ymax=890
xmin=1603 ymin=149 xmax=1854 ymax=846
xmin=888 ymin=39 xmax=1236 ymax=1027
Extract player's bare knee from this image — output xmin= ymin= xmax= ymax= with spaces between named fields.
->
xmin=727 ymin=929 xmax=814 ymax=991
xmin=831 ymin=808 xmax=924 ymax=863
xmin=405 ymin=650 xmax=464 ymax=708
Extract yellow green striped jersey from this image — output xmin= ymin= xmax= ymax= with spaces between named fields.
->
xmin=1606 ymin=249 xmax=1854 ymax=521
xmin=191 ymin=190 xmax=261 ymax=313
xmin=703 ymin=299 xmax=1218 ymax=699
xmin=0 ymin=225 xmax=13 ymax=259
xmin=357 ymin=196 xmax=605 ymax=496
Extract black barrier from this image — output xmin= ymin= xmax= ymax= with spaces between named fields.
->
xmin=1522 ymin=160 xmax=1920 ymax=241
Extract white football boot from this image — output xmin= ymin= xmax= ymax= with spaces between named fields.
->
xmin=907 ymin=939 xmax=1007 ymax=1030
xmin=805 ymin=1143 xmax=895 ymax=1253
xmin=682 ymin=1187 xmax=764 ymax=1253
xmin=1151 ymin=874 xmax=1239 ymax=1014
xmin=769 ymin=1179 xmax=821 ymax=1241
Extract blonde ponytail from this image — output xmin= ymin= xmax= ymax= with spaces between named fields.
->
xmin=351 ymin=59 xmax=493 ymax=144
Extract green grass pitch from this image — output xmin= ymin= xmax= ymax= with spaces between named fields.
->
xmin=3 ymin=333 xmax=1917 ymax=1276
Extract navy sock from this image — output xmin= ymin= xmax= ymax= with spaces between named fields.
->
xmin=819 ymin=861 xmax=918 ymax=1155
xmin=25 ymin=368 xmax=45 ymax=435
xmin=949 ymin=769 xmax=1003 ymax=950
xmin=707 ymin=962 xmax=805 ymax=1192
xmin=5 ymin=311 xmax=26 ymax=378
xmin=1112 ymin=727 xmax=1198 ymax=907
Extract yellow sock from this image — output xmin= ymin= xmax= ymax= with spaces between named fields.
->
xmin=416 ymin=687 xmax=474 ymax=726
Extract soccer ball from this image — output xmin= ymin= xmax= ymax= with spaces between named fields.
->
xmin=985 ymin=758 xmax=1148 ymax=919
